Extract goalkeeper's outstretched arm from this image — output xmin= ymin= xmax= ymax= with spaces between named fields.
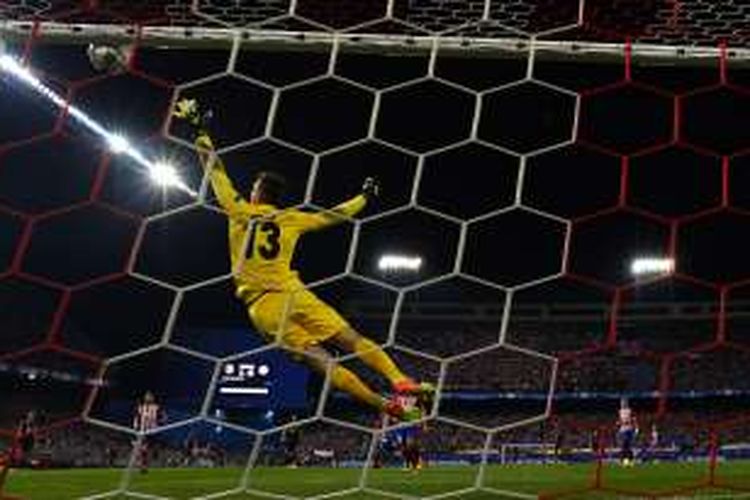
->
xmin=194 ymin=132 xmax=247 ymax=214
xmin=298 ymin=177 xmax=379 ymax=231
xmin=173 ymin=99 xmax=247 ymax=215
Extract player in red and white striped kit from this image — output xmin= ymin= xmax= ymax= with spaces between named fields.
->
xmin=132 ymin=392 xmax=161 ymax=473
xmin=391 ymin=393 xmax=426 ymax=471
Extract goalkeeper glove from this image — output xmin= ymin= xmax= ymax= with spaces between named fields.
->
xmin=362 ymin=177 xmax=380 ymax=200
xmin=173 ymin=98 xmax=213 ymax=134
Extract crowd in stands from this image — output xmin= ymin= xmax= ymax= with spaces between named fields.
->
xmin=3 ymin=421 xmax=248 ymax=469
xmin=395 ymin=324 xmax=750 ymax=395
xmin=671 ymin=350 xmax=750 ymax=392
xmin=36 ymin=423 xmax=131 ymax=467
xmin=4 ymin=403 xmax=750 ymax=469
xmin=5 ymin=311 xmax=750 ymax=469
xmin=444 ymin=349 xmax=552 ymax=392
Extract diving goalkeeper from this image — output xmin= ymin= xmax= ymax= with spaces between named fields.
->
xmin=174 ymin=99 xmax=432 ymax=421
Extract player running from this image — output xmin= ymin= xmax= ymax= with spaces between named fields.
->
xmin=616 ymin=398 xmax=638 ymax=467
xmin=392 ymin=393 xmax=425 ymax=471
xmin=173 ymin=99 xmax=433 ymax=421
xmin=376 ymin=394 xmax=425 ymax=471
xmin=132 ymin=391 xmax=162 ymax=473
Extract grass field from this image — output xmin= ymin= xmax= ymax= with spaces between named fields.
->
xmin=4 ymin=462 xmax=750 ymax=499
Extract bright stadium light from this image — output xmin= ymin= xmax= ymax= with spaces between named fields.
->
xmin=107 ymin=133 xmax=131 ymax=154
xmin=0 ymin=52 xmax=197 ymax=197
xmin=0 ymin=53 xmax=14 ymax=71
xmin=149 ymin=161 xmax=182 ymax=188
xmin=378 ymin=254 xmax=423 ymax=273
xmin=630 ymin=256 xmax=675 ymax=276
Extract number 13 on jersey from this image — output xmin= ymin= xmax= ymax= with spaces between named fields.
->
xmin=245 ymin=217 xmax=281 ymax=260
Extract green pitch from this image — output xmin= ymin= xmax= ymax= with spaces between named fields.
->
xmin=4 ymin=462 xmax=750 ymax=499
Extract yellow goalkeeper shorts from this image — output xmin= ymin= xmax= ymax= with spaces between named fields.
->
xmin=246 ymin=289 xmax=350 ymax=351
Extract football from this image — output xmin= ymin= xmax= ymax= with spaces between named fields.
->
xmin=86 ymin=43 xmax=131 ymax=74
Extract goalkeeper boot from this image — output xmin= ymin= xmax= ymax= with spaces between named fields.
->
xmin=384 ymin=397 xmax=423 ymax=423
xmin=393 ymin=379 xmax=435 ymax=397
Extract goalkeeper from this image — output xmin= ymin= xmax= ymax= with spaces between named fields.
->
xmin=174 ymin=99 xmax=432 ymax=421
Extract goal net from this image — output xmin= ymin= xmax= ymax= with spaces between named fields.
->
xmin=2 ymin=1 xmax=750 ymax=498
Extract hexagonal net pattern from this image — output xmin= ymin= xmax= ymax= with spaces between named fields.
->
xmin=1 ymin=2 xmax=750 ymax=500
xmin=6 ymin=1 xmax=750 ymax=47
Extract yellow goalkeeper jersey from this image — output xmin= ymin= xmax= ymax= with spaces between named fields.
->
xmin=197 ymin=136 xmax=366 ymax=300
xmin=227 ymin=196 xmax=366 ymax=299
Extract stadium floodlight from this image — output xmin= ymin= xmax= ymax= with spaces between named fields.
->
xmin=107 ymin=133 xmax=131 ymax=154
xmin=630 ymin=256 xmax=675 ymax=276
xmin=149 ymin=161 xmax=185 ymax=190
xmin=0 ymin=52 xmax=197 ymax=197
xmin=377 ymin=254 xmax=423 ymax=272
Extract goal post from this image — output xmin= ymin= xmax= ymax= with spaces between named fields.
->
xmin=3 ymin=20 xmax=750 ymax=65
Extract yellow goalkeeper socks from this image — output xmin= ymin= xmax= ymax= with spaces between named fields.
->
xmin=329 ymin=364 xmax=384 ymax=410
xmin=352 ymin=336 xmax=409 ymax=387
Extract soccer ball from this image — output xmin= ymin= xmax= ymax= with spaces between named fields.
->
xmin=86 ymin=44 xmax=131 ymax=74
